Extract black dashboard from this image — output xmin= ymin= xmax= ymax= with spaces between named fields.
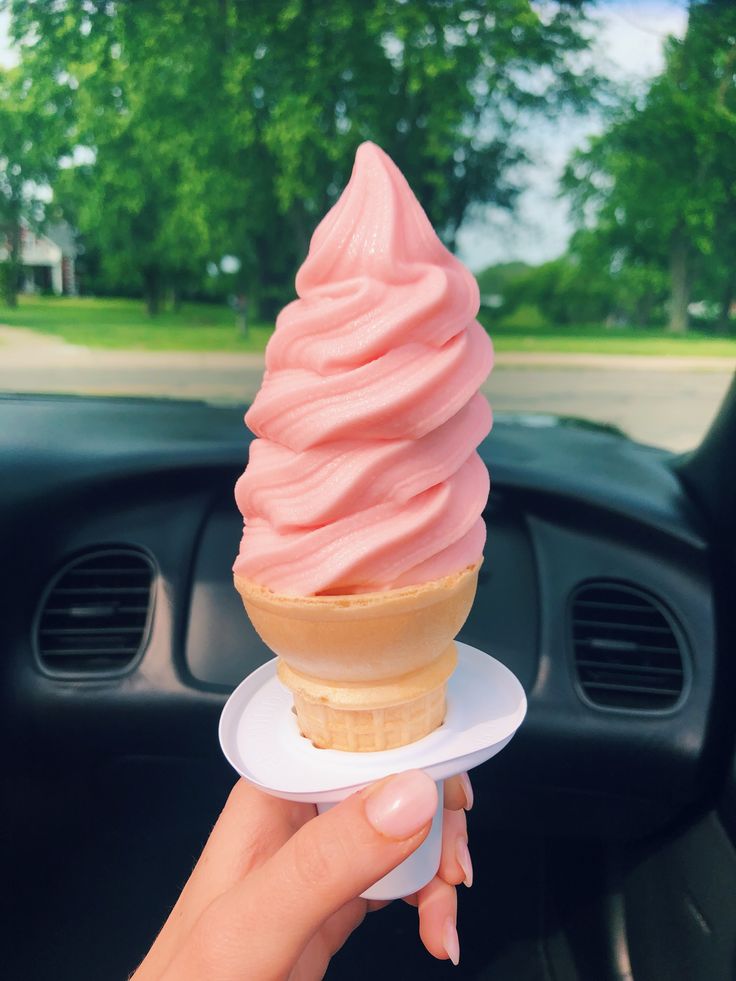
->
xmin=1 ymin=392 xmax=727 ymax=848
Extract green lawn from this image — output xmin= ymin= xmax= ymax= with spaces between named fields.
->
xmin=1 ymin=295 xmax=735 ymax=357
xmin=488 ymin=325 xmax=736 ymax=357
xmin=0 ymin=295 xmax=272 ymax=352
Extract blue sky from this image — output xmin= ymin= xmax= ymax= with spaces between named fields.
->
xmin=0 ymin=2 xmax=688 ymax=272
xmin=457 ymin=1 xmax=688 ymax=269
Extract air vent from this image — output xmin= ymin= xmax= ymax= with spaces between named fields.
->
xmin=571 ymin=581 xmax=686 ymax=711
xmin=35 ymin=548 xmax=155 ymax=675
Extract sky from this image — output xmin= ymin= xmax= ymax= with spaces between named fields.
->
xmin=456 ymin=1 xmax=689 ymax=269
xmin=0 ymin=9 xmax=15 ymax=69
xmin=0 ymin=2 xmax=689 ymax=272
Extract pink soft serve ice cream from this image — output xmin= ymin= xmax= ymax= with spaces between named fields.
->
xmin=234 ymin=142 xmax=493 ymax=597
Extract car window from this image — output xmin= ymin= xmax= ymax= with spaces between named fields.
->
xmin=0 ymin=1 xmax=733 ymax=451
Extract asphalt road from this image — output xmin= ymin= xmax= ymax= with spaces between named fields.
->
xmin=0 ymin=328 xmax=733 ymax=451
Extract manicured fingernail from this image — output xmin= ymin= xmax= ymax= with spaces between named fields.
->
xmin=363 ymin=770 xmax=438 ymax=840
xmin=456 ymin=837 xmax=473 ymax=888
xmin=443 ymin=916 xmax=460 ymax=966
xmin=459 ymin=772 xmax=474 ymax=811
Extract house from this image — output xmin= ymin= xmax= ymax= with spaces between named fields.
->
xmin=0 ymin=220 xmax=78 ymax=295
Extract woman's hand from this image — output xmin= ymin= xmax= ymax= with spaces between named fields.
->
xmin=131 ymin=769 xmax=473 ymax=981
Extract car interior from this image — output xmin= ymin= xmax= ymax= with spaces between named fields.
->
xmin=3 ymin=376 xmax=735 ymax=980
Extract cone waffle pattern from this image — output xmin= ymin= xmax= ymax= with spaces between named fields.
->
xmin=235 ymin=563 xmax=479 ymax=751
xmin=293 ymin=685 xmax=447 ymax=752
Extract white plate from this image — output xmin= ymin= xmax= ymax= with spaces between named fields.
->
xmin=219 ymin=642 xmax=527 ymax=804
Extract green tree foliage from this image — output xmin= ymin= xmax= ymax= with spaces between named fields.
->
xmin=566 ymin=229 xmax=669 ymax=327
xmin=3 ymin=0 xmax=597 ymax=315
xmin=479 ymin=240 xmax=670 ymax=330
xmin=485 ymin=253 xmax=614 ymax=328
xmin=476 ymin=261 xmax=529 ymax=301
xmin=563 ymin=0 xmax=736 ymax=334
xmin=0 ymin=65 xmax=70 ymax=305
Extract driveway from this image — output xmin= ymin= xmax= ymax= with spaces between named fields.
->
xmin=1 ymin=326 xmax=732 ymax=451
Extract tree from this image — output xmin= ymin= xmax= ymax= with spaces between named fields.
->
xmin=476 ymin=261 xmax=530 ymax=302
xmin=566 ymin=229 xmax=669 ymax=328
xmin=3 ymin=3 xmax=217 ymax=314
xmin=563 ymin=1 xmax=736 ymax=334
xmin=0 ymin=66 xmax=69 ymax=305
xmin=4 ymin=0 xmax=599 ymax=314
xmin=492 ymin=251 xmax=617 ymax=328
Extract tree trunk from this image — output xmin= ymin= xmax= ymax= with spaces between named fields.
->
xmin=143 ymin=267 xmax=161 ymax=316
xmin=667 ymin=232 xmax=690 ymax=334
xmin=167 ymin=285 xmax=182 ymax=313
xmin=0 ymin=268 xmax=15 ymax=307
xmin=2 ymin=218 xmax=22 ymax=307
xmin=1 ymin=263 xmax=15 ymax=307
xmin=716 ymin=269 xmax=735 ymax=335
xmin=244 ymin=269 xmax=261 ymax=323
xmin=289 ymin=206 xmax=311 ymax=262
xmin=634 ymin=291 xmax=655 ymax=327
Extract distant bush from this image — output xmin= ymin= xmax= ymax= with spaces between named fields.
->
xmin=495 ymin=302 xmax=551 ymax=330
xmin=476 ymin=252 xmax=670 ymax=329
xmin=476 ymin=261 xmax=530 ymax=302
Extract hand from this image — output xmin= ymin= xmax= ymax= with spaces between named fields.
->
xmin=131 ymin=769 xmax=474 ymax=981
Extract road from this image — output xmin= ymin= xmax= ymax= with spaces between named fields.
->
xmin=1 ymin=327 xmax=733 ymax=451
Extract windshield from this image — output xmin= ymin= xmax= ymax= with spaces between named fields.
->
xmin=0 ymin=1 xmax=734 ymax=452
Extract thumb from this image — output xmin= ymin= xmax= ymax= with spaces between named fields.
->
xmin=189 ymin=770 xmax=438 ymax=979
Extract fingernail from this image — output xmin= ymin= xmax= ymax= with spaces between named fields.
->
xmin=459 ymin=772 xmax=474 ymax=811
xmin=443 ymin=916 xmax=460 ymax=966
xmin=456 ymin=837 xmax=473 ymax=888
xmin=363 ymin=770 xmax=438 ymax=840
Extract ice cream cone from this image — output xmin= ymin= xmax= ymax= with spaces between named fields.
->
xmin=233 ymin=562 xmax=480 ymax=751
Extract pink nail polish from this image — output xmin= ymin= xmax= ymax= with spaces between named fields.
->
xmin=459 ymin=772 xmax=474 ymax=811
xmin=363 ymin=770 xmax=438 ymax=840
xmin=443 ymin=916 xmax=460 ymax=966
xmin=456 ymin=837 xmax=473 ymax=888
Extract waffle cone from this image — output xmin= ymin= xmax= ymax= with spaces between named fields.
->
xmin=234 ymin=562 xmax=480 ymax=751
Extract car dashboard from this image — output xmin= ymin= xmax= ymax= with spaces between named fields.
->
xmin=4 ymin=392 xmax=736 ymax=981
xmin=1 ymin=393 xmax=723 ymax=842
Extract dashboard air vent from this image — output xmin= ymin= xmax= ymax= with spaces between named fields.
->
xmin=36 ymin=548 xmax=155 ymax=675
xmin=571 ymin=581 xmax=685 ymax=711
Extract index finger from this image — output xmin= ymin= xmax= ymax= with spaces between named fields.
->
xmin=444 ymin=773 xmax=473 ymax=811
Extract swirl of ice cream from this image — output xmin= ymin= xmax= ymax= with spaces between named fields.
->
xmin=234 ymin=142 xmax=493 ymax=596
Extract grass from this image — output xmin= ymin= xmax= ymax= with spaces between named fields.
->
xmin=0 ymin=295 xmax=272 ymax=352
xmin=487 ymin=324 xmax=736 ymax=357
xmin=1 ymin=295 xmax=735 ymax=357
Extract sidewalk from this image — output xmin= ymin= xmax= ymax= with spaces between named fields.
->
xmin=1 ymin=325 xmax=734 ymax=372
xmin=0 ymin=326 xmax=267 ymax=368
xmin=496 ymin=350 xmax=735 ymax=372
xmin=1 ymin=325 xmax=731 ymax=451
